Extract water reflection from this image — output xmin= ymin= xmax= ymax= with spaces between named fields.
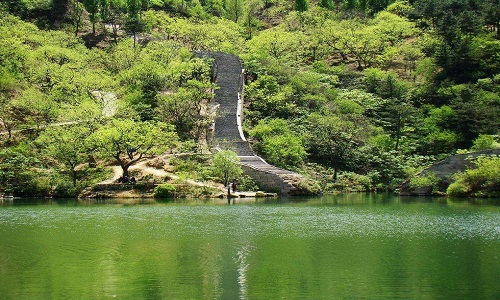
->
xmin=0 ymin=194 xmax=498 ymax=298
xmin=1 ymin=194 xmax=499 ymax=207
xmin=236 ymin=243 xmax=253 ymax=300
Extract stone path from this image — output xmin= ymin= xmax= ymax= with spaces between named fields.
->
xmin=196 ymin=52 xmax=306 ymax=195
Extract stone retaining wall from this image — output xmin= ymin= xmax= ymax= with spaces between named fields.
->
xmin=240 ymin=164 xmax=290 ymax=194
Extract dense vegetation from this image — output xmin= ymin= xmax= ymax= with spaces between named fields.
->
xmin=0 ymin=0 xmax=499 ymax=197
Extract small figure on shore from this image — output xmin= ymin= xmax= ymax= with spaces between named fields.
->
xmin=123 ymin=175 xmax=129 ymax=183
xmin=232 ymin=179 xmax=237 ymax=193
xmin=130 ymin=177 xmax=136 ymax=184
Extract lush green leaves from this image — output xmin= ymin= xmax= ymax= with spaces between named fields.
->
xmin=447 ymin=156 xmax=500 ymax=197
xmin=89 ymin=119 xmax=178 ymax=176
xmin=211 ymin=150 xmax=242 ymax=185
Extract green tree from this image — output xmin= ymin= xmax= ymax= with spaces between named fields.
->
xmin=69 ymin=0 xmax=85 ymax=36
xmin=417 ymin=105 xmax=459 ymax=155
xmin=338 ymin=20 xmax=385 ymax=70
xmin=295 ymin=0 xmax=308 ymax=13
xmin=224 ymin=0 xmax=243 ymax=22
xmin=307 ymin=114 xmax=374 ymax=180
xmin=84 ymin=0 xmax=101 ymax=34
xmin=212 ymin=149 xmax=242 ymax=186
xmin=0 ymin=148 xmax=40 ymax=196
xmin=88 ymin=119 xmax=178 ymax=177
xmin=125 ymin=0 xmax=144 ymax=48
xmin=10 ymin=88 xmax=58 ymax=133
xmin=0 ymin=67 xmax=23 ymax=140
xmin=413 ymin=0 xmax=484 ymax=83
xmin=250 ymin=118 xmax=306 ymax=169
xmin=36 ymin=125 xmax=89 ymax=187
xmin=156 ymin=80 xmax=213 ymax=140
xmin=363 ymin=69 xmax=416 ymax=152
xmin=320 ymin=0 xmax=334 ymax=10
xmin=242 ymin=0 xmax=263 ymax=39
xmin=482 ymin=0 xmax=500 ymax=39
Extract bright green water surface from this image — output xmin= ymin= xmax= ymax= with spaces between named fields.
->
xmin=0 ymin=194 xmax=499 ymax=299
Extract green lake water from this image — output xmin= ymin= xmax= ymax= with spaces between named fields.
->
xmin=0 ymin=194 xmax=499 ymax=299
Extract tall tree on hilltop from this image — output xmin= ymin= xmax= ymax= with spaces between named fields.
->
xmin=125 ymin=0 xmax=143 ymax=47
xmin=295 ymin=0 xmax=308 ymax=12
xmin=84 ymin=0 xmax=100 ymax=34
xmin=413 ymin=0 xmax=485 ymax=83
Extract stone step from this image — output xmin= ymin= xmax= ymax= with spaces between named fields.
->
xmin=200 ymin=51 xmax=305 ymax=195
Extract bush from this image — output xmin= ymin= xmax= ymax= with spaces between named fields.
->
xmin=446 ymin=181 xmax=469 ymax=197
xmin=154 ymin=184 xmax=176 ymax=198
xmin=327 ymin=172 xmax=373 ymax=193
xmin=237 ymin=175 xmax=259 ymax=191
xmin=171 ymin=154 xmax=213 ymax=181
xmin=296 ymin=179 xmax=322 ymax=195
xmin=52 ymin=181 xmax=79 ymax=198
xmin=446 ymin=156 xmax=500 ymax=197
xmin=471 ymin=134 xmax=497 ymax=151
xmin=409 ymin=172 xmax=439 ymax=191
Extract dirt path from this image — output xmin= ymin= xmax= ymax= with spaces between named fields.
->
xmin=100 ymin=155 xmax=223 ymax=190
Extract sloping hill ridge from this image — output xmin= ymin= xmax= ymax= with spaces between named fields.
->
xmin=196 ymin=52 xmax=315 ymax=196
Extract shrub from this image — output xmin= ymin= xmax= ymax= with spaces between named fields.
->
xmin=171 ymin=154 xmax=213 ymax=181
xmin=446 ymin=181 xmax=469 ymax=197
xmin=446 ymin=156 xmax=500 ymax=197
xmin=154 ymin=184 xmax=176 ymax=198
xmin=409 ymin=172 xmax=439 ymax=191
xmin=296 ymin=179 xmax=322 ymax=195
xmin=52 ymin=182 xmax=79 ymax=198
xmin=327 ymin=172 xmax=372 ymax=193
xmin=471 ymin=134 xmax=497 ymax=151
xmin=237 ymin=175 xmax=259 ymax=191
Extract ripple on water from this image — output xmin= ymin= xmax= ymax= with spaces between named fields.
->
xmin=0 ymin=205 xmax=499 ymax=241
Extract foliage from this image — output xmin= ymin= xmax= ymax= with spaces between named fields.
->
xmin=36 ymin=124 xmax=90 ymax=187
xmin=154 ymin=183 xmax=176 ymax=198
xmin=88 ymin=119 xmax=178 ymax=177
xmin=409 ymin=172 xmax=439 ymax=191
xmin=170 ymin=154 xmax=213 ymax=180
xmin=249 ymin=118 xmax=306 ymax=169
xmin=447 ymin=156 xmax=500 ymax=197
xmin=236 ymin=175 xmax=260 ymax=191
xmin=0 ymin=148 xmax=43 ymax=196
xmin=471 ymin=135 xmax=498 ymax=151
xmin=296 ymin=178 xmax=322 ymax=195
xmin=1 ymin=0 xmax=500 ymax=195
xmin=307 ymin=113 xmax=374 ymax=179
xmin=211 ymin=150 xmax=242 ymax=185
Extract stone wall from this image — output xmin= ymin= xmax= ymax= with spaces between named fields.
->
xmin=240 ymin=164 xmax=290 ymax=194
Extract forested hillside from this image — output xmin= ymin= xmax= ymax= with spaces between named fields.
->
xmin=1 ymin=0 xmax=499 ymax=197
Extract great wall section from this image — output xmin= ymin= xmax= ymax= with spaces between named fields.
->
xmin=197 ymin=52 xmax=315 ymax=196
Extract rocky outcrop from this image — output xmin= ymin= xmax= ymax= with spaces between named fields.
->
xmin=399 ymin=149 xmax=500 ymax=196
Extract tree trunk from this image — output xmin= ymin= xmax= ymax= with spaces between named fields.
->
xmin=72 ymin=169 xmax=77 ymax=187
xmin=122 ymin=165 xmax=130 ymax=178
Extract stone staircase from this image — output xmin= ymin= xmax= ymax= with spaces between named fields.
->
xmin=196 ymin=52 xmax=311 ymax=196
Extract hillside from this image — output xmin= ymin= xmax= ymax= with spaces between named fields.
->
xmin=0 ymin=0 xmax=499 ymax=198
